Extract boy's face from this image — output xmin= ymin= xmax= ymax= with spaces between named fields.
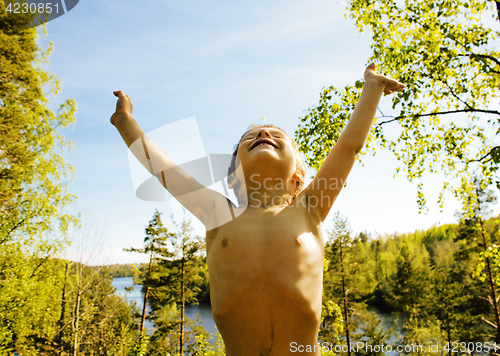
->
xmin=235 ymin=127 xmax=300 ymax=182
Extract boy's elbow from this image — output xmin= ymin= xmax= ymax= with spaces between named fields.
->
xmin=336 ymin=136 xmax=364 ymax=155
xmin=339 ymin=141 xmax=363 ymax=155
xmin=353 ymin=144 xmax=364 ymax=155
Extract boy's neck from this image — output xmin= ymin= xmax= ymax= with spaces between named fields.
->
xmin=241 ymin=175 xmax=297 ymax=209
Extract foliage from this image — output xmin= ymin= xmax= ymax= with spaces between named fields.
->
xmin=131 ymin=332 xmax=150 ymax=356
xmin=0 ymin=252 xmax=140 ymax=355
xmin=145 ymin=212 xmax=203 ymax=311
xmin=296 ymin=0 xmax=500 ymax=213
xmin=320 ymin=299 xmax=343 ymax=343
xmin=322 ymin=212 xmax=394 ymax=354
xmin=0 ymin=246 xmax=65 ymax=354
xmin=320 ymin=212 xmax=500 ymax=352
xmin=475 ymin=244 xmax=500 ymax=287
xmin=0 ymin=1 xmax=78 ymax=245
xmin=351 ymin=310 xmax=395 ymax=356
xmin=146 ymin=212 xmax=205 ymax=355
xmin=384 ymin=241 xmax=431 ymax=320
xmin=0 ymin=6 xmax=142 ymax=354
xmin=191 ymin=333 xmax=224 ymax=356
xmin=65 ymin=265 xmax=140 ymax=355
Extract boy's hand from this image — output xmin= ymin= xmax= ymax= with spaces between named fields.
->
xmin=364 ymin=63 xmax=405 ymax=95
xmin=111 ymin=90 xmax=133 ymax=126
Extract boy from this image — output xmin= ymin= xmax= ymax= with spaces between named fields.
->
xmin=111 ymin=63 xmax=404 ymax=355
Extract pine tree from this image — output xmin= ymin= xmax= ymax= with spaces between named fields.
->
xmin=323 ymin=212 xmax=376 ymax=353
xmin=127 ymin=210 xmax=206 ymax=355
xmin=149 ymin=212 xmax=204 ymax=356
xmin=125 ymin=209 xmax=171 ymax=339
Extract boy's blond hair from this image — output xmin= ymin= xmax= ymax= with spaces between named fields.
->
xmin=227 ymin=124 xmax=306 ymax=203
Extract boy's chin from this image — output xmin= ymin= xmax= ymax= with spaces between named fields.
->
xmin=249 ymin=148 xmax=281 ymax=160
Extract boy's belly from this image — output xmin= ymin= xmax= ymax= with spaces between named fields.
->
xmin=207 ymin=226 xmax=324 ymax=355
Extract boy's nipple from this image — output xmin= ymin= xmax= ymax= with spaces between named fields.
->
xmin=221 ymin=238 xmax=228 ymax=248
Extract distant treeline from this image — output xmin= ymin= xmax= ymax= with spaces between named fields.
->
xmin=103 ymin=263 xmax=139 ymax=278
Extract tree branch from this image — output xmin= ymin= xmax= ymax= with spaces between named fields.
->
xmin=496 ymin=0 xmax=500 ymax=25
xmin=467 ymin=145 xmax=500 ymax=164
xmin=482 ymin=315 xmax=498 ymax=329
xmin=443 ymin=80 xmax=473 ymax=110
xmin=0 ymin=217 xmax=26 ymax=245
xmin=458 ymin=52 xmax=500 ymax=73
xmin=376 ymin=109 xmax=500 ymax=126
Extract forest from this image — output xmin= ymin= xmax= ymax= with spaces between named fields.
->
xmin=1 ymin=0 xmax=499 ymax=354
xmin=3 ymin=205 xmax=500 ymax=355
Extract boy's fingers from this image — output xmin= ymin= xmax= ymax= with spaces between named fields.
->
xmin=367 ymin=63 xmax=376 ymax=70
xmin=113 ymin=90 xmax=126 ymax=98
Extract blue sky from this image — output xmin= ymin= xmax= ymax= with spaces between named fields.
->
xmin=39 ymin=0 xmax=498 ymax=264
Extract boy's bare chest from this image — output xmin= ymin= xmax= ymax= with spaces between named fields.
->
xmin=207 ymin=205 xmax=322 ymax=263
xmin=206 ymin=205 xmax=324 ymax=297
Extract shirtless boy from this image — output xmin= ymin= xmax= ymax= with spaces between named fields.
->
xmin=111 ymin=63 xmax=404 ymax=355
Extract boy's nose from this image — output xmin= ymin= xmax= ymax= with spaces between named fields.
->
xmin=256 ymin=130 xmax=272 ymax=138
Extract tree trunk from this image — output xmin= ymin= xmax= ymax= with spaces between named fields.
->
xmin=446 ymin=312 xmax=451 ymax=356
xmin=478 ymin=217 xmax=500 ymax=343
xmin=141 ymin=252 xmax=154 ymax=333
xmin=59 ymin=262 xmax=70 ymax=354
xmin=180 ymin=258 xmax=185 ymax=356
xmin=340 ymin=243 xmax=351 ymax=356
xmin=475 ymin=192 xmax=500 ymax=343
xmin=72 ymin=268 xmax=82 ymax=356
xmin=140 ymin=287 xmax=149 ymax=333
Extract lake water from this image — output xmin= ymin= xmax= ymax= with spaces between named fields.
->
xmin=112 ymin=277 xmax=217 ymax=335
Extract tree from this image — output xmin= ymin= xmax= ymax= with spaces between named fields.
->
xmin=323 ymin=212 xmax=379 ymax=353
xmin=125 ymin=209 xmax=171 ymax=355
xmin=431 ymin=238 xmax=482 ymax=353
xmin=351 ymin=310 xmax=394 ymax=356
xmin=0 ymin=6 xmax=141 ymax=355
xmin=63 ymin=262 xmax=140 ymax=356
xmin=326 ymin=213 xmax=355 ymax=355
xmin=296 ymin=0 xmax=500 ymax=213
xmin=126 ymin=209 xmax=171 ymax=334
xmin=56 ymin=217 xmax=141 ymax=356
xmin=126 ymin=210 xmax=206 ymax=355
xmin=464 ymin=180 xmax=500 ymax=343
xmin=0 ymin=2 xmax=78 ymax=245
xmin=382 ymin=240 xmax=438 ymax=355
xmin=0 ymin=246 xmax=67 ymax=354
xmin=147 ymin=212 xmax=204 ymax=356
xmin=385 ymin=241 xmax=430 ymax=320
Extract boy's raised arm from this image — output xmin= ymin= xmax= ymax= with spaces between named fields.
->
xmin=110 ymin=91 xmax=227 ymax=227
xmin=303 ymin=64 xmax=405 ymax=221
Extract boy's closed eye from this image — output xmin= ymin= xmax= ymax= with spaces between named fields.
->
xmin=245 ymin=134 xmax=282 ymax=139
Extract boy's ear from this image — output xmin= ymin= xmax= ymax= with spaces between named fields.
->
xmin=293 ymin=172 xmax=305 ymax=184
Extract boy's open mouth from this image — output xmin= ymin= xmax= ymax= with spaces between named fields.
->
xmin=250 ymin=139 xmax=278 ymax=150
